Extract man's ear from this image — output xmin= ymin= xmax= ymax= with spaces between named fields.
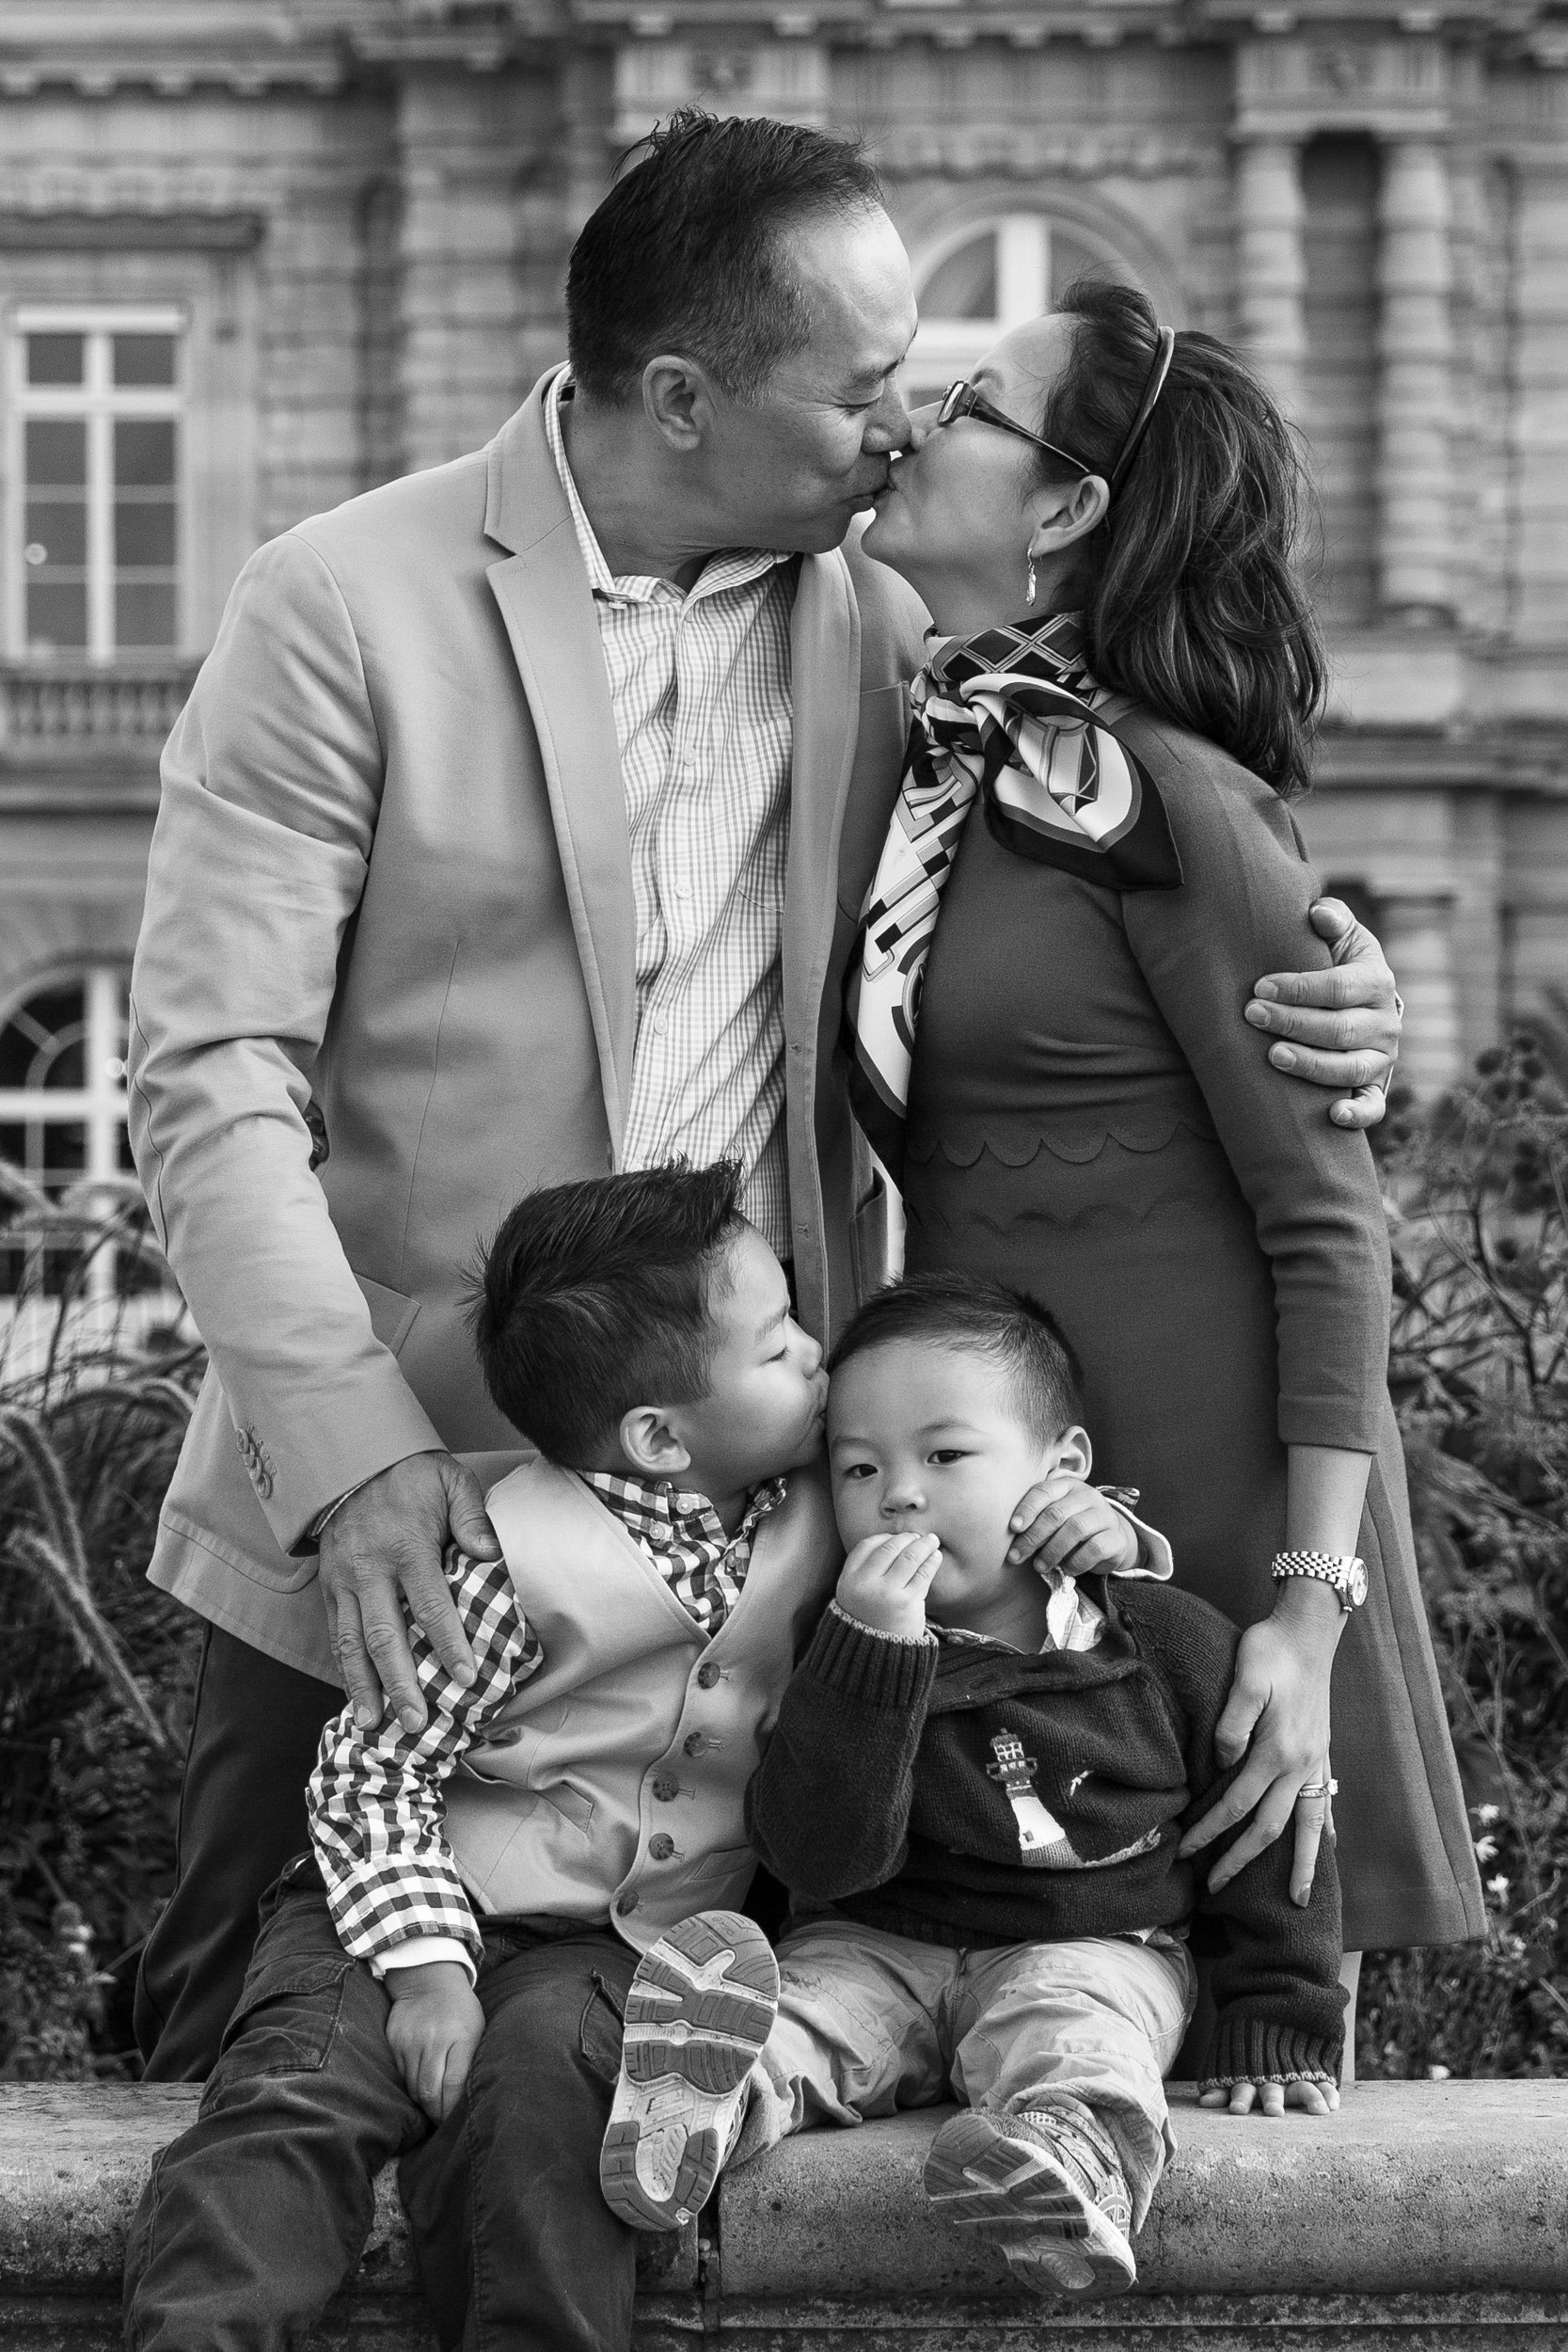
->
xmin=642 ymin=354 xmax=717 ymax=453
xmin=618 ymin=1405 xmax=693 ymax=1480
xmin=1053 ymin=1424 xmax=1094 ymax=1483
xmin=1026 ymin=474 xmax=1110 ymax=564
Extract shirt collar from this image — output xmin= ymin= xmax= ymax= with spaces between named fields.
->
xmin=582 ymin=1467 xmax=786 ymax=1550
xmin=542 ymin=367 xmax=795 ymax=609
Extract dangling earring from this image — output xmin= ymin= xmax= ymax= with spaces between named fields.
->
xmin=1025 ymin=555 xmax=1037 ymax=607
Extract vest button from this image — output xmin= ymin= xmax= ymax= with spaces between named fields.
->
xmin=652 ymin=1776 xmax=679 ymax=1802
xmin=615 ymin=1893 xmax=639 ymax=1915
xmin=696 ymin=1661 xmax=721 ymax=1689
xmin=648 ymin=1834 xmax=675 ymax=1862
xmin=683 ymin=1733 xmax=707 ymax=1757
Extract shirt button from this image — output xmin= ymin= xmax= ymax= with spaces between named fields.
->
xmin=684 ymin=1732 xmax=707 ymax=1757
xmin=653 ymin=1010 xmax=669 ymax=1037
xmin=652 ymin=1775 xmax=679 ymax=1802
xmin=696 ymin=1661 xmax=721 ymax=1690
xmin=648 ymin=1834 xmax=676 ymax=1862
xmin=615 ymin=1892 xmax=640 ymax=1916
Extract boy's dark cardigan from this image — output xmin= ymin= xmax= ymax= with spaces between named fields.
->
xmin=746 ymin=1577 xmax=1346 ymax=2087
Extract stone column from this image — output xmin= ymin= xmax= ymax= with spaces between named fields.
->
xmin=1375 ymin=137 xmax=1455 ymax=622
xmin=1233 ymin=136 xmax=1307 ymax=421
xmin=394 ymin=68 xmax=537 ymax=476
xmin=1379 ymin=889 xmax=1462 ymax=1101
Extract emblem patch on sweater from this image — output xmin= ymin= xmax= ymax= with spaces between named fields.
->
xmin=986 ymin=1731 xmax=1164 ymax=1871
xmin=986 ymin=1731 xmax=1080 ymax=1867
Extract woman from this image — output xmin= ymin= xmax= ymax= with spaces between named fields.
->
xmin=847 ymin=279 xmax=1482 ymax=2031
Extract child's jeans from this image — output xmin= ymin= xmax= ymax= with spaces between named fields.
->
xmin=734 ymin=1915 xmax=1197 ymax=2229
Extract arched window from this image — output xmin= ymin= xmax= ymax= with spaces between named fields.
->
xmin=0 ymin=966 xmax=140 ymax=1298
xmin=904 ymin=212 xmax=1148 ymax=405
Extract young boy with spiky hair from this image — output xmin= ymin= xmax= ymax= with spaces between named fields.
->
xmin=600 ymin=1274 xmax=1346 ymax=2301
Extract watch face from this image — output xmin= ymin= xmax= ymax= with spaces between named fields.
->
xmin=1348 ymin=1562 xmax=1369 ymax=1608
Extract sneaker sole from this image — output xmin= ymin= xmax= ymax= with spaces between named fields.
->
xmin=923 ymin=2112 xmax=1137 ymax=2297
xmin=599 ymin=1911 xmax=779 ymax=2233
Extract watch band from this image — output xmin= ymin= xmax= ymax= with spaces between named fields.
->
xmin=1272 ymin=1549 xmax=1366 ymax=1611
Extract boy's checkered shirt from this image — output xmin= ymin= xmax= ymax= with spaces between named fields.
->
xmin=308 ymin=1472 xmax=785 ymax=1975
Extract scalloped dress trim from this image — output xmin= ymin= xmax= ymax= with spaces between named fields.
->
xmin=903 ymin=1112 xmax=1219 ymax=1171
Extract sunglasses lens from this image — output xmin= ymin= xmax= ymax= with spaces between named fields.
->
xmin=938 ymin=384 xmax=966 ymax=426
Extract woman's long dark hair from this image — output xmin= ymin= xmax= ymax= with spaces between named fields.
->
xmin=1036 ymin=278 xmax=1326 ymax=800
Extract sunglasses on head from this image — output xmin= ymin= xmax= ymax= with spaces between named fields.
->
xmin=935 ymin=326 xmax=1177 ymax=498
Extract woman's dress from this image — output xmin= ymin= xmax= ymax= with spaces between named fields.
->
xmin=898 ymin=705 xmax=1483 ymax=1952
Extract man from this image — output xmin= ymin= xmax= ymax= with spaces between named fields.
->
xmin=128 ymin=110 xmax=1402 ymax=2082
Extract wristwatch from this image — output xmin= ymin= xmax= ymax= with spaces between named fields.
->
xmin=1272 ymin=1550 xmax=1368 ymax=1613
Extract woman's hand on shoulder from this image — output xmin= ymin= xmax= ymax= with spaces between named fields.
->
xmin=1198 ymin=2077 xmax=1339 ymax=2119
xmin=1179 ymin=1581 xmax=1340 ymax=1904
xmin=1245 ymin=898 xmax=1402 ymax=1131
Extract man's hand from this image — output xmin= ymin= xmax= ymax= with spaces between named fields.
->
xmin=319 ymin=1451 xmax=500 ymax=1733
xmin=835 ymin=1532 xmax=942 ymax=1641
xmin=1198 ymin=2077 xmax=1339 ymax=2118
xmin=1005 ymin=1479 xmax=1139 ymax=1575
xmin=384 ymin=1958 xmax=485 ymax=2122
xmin=1245 ymin=898 xmax=1402 ymax=1130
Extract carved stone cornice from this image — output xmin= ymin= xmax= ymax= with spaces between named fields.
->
xmin=1233 ymin=32 xmax=1457 ymax=141
xmin=872 ymin=123 xmax=1227 ymax=176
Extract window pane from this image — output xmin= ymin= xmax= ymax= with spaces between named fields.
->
xmin=921 ymin=234 xmax=999 ymax=322
xmin=114 ymin=580 xmax=177 ymax=648
xmin=113 ymin=332 xmax=177 ymax=388
xmin=24 ymin=496 xmax=88 ymax=568
xmin=24 ymin=418 xmax=87 ymax=486
xmin=115 ymin=497 xmax=177 ymax=568
xmin=26 ymin=331 xmax=85 ymax=387
xmin=114 ymin=418 xmax=176 ymax=487
xmin=25 ymin=580 xmax=89 ymax=653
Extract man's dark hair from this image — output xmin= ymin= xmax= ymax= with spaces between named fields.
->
xmin=566 ymin=107 xmax=883 ymax=404
xmin=469 ymin=1161 xmax=747 ymax=1464
xmin=828 ymin=1274 xmax=1085 ymax=1444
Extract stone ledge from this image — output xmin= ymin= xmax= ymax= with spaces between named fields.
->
xmin=3 ymin=2081 xmax=1567 ymax=2347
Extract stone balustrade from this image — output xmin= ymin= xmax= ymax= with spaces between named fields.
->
xmin=0 ymin=663 xmax=197 ymax=757
xmin=5 ymin=2078 xmax=1568 ymax=2349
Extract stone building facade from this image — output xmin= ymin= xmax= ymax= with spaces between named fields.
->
xmin=1 ymin=0 xmax=1566 ymax=1279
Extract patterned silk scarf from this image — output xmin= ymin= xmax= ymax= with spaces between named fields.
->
xmin=843 ymin=611 xmax=1182 ymax=1175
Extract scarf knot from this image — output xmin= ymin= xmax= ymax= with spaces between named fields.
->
xmin=843 ymin=612 xmax=1181 ymax=1174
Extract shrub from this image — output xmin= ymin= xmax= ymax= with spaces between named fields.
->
xmin=0 ymin=1169 xmax=203 ymax=2076
xmin=1358 ymin=1025 xmax=1568 ymax=2078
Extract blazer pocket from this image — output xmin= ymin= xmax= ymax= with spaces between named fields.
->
xmin=353 ymin=1271 xmax=420 ymax=1357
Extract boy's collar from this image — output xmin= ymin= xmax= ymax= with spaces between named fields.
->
xmin=580 ymin=1468 xmax=785 ymax=1548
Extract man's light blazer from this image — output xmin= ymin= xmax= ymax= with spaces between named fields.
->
xmin=128 ymin=373 xmax=927 ymax=1682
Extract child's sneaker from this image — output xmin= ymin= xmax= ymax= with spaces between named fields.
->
xmin=922 ymin=2097 xmax=1137 ymax=2296
xmin=598 ymin=1910 xmax=779 ymax=2232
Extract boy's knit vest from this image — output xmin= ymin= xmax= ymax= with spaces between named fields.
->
xmin=441 ymin=1455 xmax=840 ymax=1949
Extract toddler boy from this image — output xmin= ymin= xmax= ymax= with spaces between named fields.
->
xmin=598 ymin=1274 xmax=1346 ymax=2299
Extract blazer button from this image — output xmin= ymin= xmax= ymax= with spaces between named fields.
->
xmin=652 ymin=1775 xmax=679 ymax=1802
xmin=696 ymin=1661 xmax=721 ymax=1689
xmin=615 ymin=1893 xmax=639 ymax=1916
xmin=683 ymin=1733 xmax=707 ymax=1757
xmin=648 ymin=1834 xmax=675 ymax=1862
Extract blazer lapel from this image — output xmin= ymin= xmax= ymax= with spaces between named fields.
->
xmin=484 ymin=374 xmax=636 ymax=1150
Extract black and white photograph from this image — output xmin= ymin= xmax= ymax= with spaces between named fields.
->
xmin=0 ymin=2 xmax=1566 ymax=2344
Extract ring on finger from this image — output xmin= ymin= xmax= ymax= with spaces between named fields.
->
xmin=1297 ymin=1778 xmax=1338 ymax=1800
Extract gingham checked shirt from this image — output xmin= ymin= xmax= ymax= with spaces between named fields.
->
xmin=308 ymin=1471 xmax=785 ymax=1978
xmin=543 ymin=372 xmax=798 ymax=1258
